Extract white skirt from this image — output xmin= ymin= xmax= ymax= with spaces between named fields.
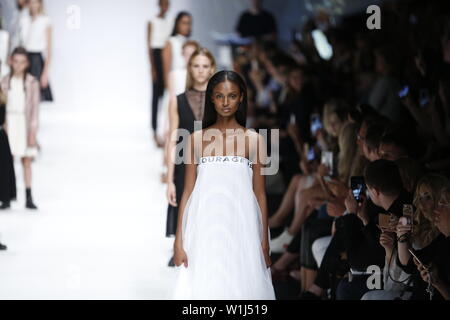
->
xmin=6 ymin=113 xmax=37 ymax=158
xmin=7 ymin=113 xmax=27 ymax=158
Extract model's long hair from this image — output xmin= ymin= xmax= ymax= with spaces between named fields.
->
xmin=171 ymin=11 xmax=191 ymax=37
xmin=8 ymin=47 xmax=29 ymax=92
xmin=185 ymin=47 xmax=216 ymax=91
xmin=202 ymin=71 xmax=248 ymax=130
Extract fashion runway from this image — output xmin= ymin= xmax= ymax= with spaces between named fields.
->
xmin=0 ymin=98 xmax=177 ymax=300
xmin=0 ymin=0 xmax=178 ymax=299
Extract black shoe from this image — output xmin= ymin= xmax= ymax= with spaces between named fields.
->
xmin=168 ymin=256 xmax=175 ymax=267
xmin=0 ymin=242 xmax=7 ymax=251
xmin=0 ymin=201 xmax=11 ymax=210
xmin=26 ymin=200 xmax=38 ymax=210
xmin=25 ymin=188 xmax=38 ymax=210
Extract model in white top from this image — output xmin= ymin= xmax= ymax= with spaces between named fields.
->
xmin=148 ymin=0 xmax=172 ymax=50
xmin=162 ymin=11 xmax=192 ymax=97
xmin=19 ymin=0 xmax=53 ymax=101
xmin=148 ymin=0 xmax=172 ymax=147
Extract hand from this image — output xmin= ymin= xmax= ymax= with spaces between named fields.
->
xmin=356 ymin=196 xmax=370 ymax=225
xmin=174 ymin=244 xmax=188 ymax=268
xmin=345 ymin=190 xmax=358 ymax=214
xmin=379 ymin=231 xmax=395 ymax=252
xmin=40 ymin=72 xmax=49 ymax=89
xmin=414 ymin=258 xmax=442 ymax=288
xmin=27 ymin=135 xmax=37 ymax=148
xmin=299 ymin=158 xmax=311 ymax=175
xmin=286 ymin=123 xmax=299 ymax=138
xmin=166 ymin=182 xmax=177 ymax=207
xmin=327 ymin=198 xmax=346 ymax=217
xmin=327 ymin=179 xmax=349 ymax=198
xmin=396 ymin=220 xmax=412 ymax=239
xmin=262 ymin=242 xmax=272 ymax=268
xmin=317 ymin=163 xmax=330 ymax=177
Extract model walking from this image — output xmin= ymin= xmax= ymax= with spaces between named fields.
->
xmin=0 ymin=47 xmax=39 ymax=209
xmin=19 ymin=0 xmax=53 ymax=102
xmin=173 ymin=71 xmax=275 ymax=299
xmin=166 ymin=48 xmax=216 ymax=265
xmin=148 ymin=0 xmax=172 ymax=147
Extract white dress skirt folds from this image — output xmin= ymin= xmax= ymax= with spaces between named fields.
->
xmin=6 ymin=77 xmax=29 ymax=158
xmin=173 ymin=156 xmax=276 ymax=300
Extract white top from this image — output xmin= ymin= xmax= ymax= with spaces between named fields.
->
xmin=0 ymin=31 xmax=10 ymax=78
xmin=168 ymin=34 xmax=187 ymax=71
xmin=20 ymin=14 xmax=51 ymax=53
xmin=150 ymin=15 xmax=172 ymax=49
xmin=7 ymin=77 xmax=26 ymax=114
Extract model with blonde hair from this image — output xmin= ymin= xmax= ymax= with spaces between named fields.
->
xmin=165 ymin=47 xmax=216 ymax=266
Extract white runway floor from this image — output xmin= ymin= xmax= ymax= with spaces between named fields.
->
xmin=0 ymin=102 xmax=176 ymax=299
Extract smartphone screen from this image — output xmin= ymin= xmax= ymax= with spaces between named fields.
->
xmin=419 ymin=89 xmax=430 ymax=108
xmin=398 ymin=85 xmax=409 ymax=98
xmin=351 ymin=176 xmax=366 ymax=203
xmin=307 ymin=146 xmax=315 ymax=161
xmin=310 ymin=114 xmax=323 ymax=136
xmin=321 ymin=151 xmax=333 ymax=176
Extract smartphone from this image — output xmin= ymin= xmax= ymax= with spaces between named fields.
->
xmin=321 ymin=151 xmax=333 ymax=176
xmin=419 ymin=89 xmax=430 ymax=108
xmin=400 ymin=204 xmax=414 ymax=233
xmin=398 ymin=85 xmax=410 ymax=99
xmin=378 ymin=213 xmax=391 ymax=229
xmin=307 ymin=146 xmax=315 ymax=162
xmin=408 ymin=249 xmax=426 ymax=268
xmin=310 ymin=114 xmax=323 ymax=136
xmin=350 ymin=176 xmax=366 ymax=203
xmin=290 ymin=113 xmax=297 ymax=125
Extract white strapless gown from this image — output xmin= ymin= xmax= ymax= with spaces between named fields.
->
xmin=172 ymin=156 xmax=276 ymax=300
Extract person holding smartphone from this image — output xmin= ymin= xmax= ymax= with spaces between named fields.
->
xmin=396 ymin=182 xmax=450 ymax=300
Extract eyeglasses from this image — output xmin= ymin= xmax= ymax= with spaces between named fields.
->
xmin=357 ymin=134 xmax=366 ymax=142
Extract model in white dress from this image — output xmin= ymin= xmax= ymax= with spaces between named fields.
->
xmin=6 ymin=76 xmax=28 ymax=158
xmin=173 ymin=155 xmax=276 ymax=300
xmin=156 ymin=34 xmax=188 ymax=141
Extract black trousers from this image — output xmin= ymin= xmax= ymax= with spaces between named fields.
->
xmin=151 ymin=48 xmax=165 ymax=133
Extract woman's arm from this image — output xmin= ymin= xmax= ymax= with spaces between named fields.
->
xmin=251 ymin=132 xmax=271 ymax=267
xmin=28 ymin=78 xmax=40 ymax=146
xmin=162 ymin=40 xmax=172 ymax=92
xmin=41 ymin=25 xmax=52 ymax=88
xmin=147 ymin=22 xmax=157 ymax=81
xmin=166 ymin=96 xmax=180 ymax=205
xmin=173 ymin=133 xmax=198 ymax=267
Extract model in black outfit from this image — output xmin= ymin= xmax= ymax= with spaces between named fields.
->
xmin=165 ymin=48 xmax=216 ymax=266
xmin=0 ymin=94 xmax=17 ymax=250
